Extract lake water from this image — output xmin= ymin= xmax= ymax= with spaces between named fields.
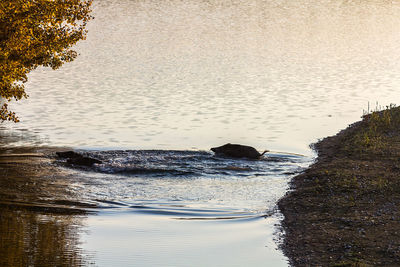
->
xmin=1 ymin=0 xmax=400 ymax=266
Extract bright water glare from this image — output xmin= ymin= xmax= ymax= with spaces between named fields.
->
xmin=5 ymin=0 xmax=400 ymax=154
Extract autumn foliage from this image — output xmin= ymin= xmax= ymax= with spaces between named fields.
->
xmin=0 ymin=0 xmax=92 ymax=122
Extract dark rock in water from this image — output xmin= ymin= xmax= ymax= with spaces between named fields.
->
xmin=56 ymin=151 xmax=82 ymax=159
xmin=66 ymin=156 xmax=102 ymax=167
xmin=211 ymin=143 xmax=268 ymax=159
xmin=56 ymin=151 xmax=102 ymax=166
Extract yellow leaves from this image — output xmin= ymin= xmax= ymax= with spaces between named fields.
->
xmin=0 ymin=0 xmax=93 ymax=122
xmin=0 ymin=103 xmax=20 ymax=122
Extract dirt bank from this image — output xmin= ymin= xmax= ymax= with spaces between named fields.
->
xmin=278 ymin=106 xmax=400 ymax=266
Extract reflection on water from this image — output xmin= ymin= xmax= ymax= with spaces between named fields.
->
xmin=82 ymin=211 xmax=286 ymax=267
xmin=0 ymin=146 xmax=307 ymax=266
xmin=64 ymin=149 xmax=306 ymax=266
xmin=2 ymin=0 xmax=400 ymax=265
xmin=6 ymin=0 xmax=400 ymax=154
xmin=0 ymin=207 xmax=89 ymax=267
xmin=0 ymin=147 xmax=91 ymax=267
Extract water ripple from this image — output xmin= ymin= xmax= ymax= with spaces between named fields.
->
xmin=53 ymin=149 xmax=310 ymax=220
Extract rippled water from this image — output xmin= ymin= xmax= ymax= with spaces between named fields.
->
xmin=0 ymin=148 xmax=306 ymax=266
xmin=57 ymin=149 xmax=308 ymax=266
xmin=58 ymin=150 xmax=308 ymax=214
xmin=1 ymin=0 xmax=400 ymax=266
xmin=4 ymin=0 xmax=400 ymax=154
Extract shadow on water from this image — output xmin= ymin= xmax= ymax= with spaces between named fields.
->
xmin=0 ymin=147 xmax=305 ymax=266
xmin=0 ymin=207 xmax=90 ymax=267
xmin=1 ymin=0 xmax=399 ymax=263
xmin=0 ymin=126 xmax=310 ymax=266
xmin=0 ymin=143 xmax=93 ymax=266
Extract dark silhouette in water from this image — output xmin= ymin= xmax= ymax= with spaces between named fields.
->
xmin=56 ymin=151 xmax=82 ymax=159
xmin=211 ymin=143 xmax=268 ymax=159
xmin=56 ymin=151 xmax=102 ymax=166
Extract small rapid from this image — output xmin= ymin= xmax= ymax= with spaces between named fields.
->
xmin=55 ymin=149 xmax=310 ymax=220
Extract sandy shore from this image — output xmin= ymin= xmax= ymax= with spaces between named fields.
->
xmin=278 ymin=107 xmax=400 ymax=266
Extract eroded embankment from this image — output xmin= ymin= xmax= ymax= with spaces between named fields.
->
xmin=278 ymin=107 xmax=400 ymax=266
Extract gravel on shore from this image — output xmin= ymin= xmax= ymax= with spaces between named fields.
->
xmin=278 ymin=106 xmax=400 ymax=266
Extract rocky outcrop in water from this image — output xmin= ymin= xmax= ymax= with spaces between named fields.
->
xmin=211 ymin=143 xmax=268 ymax=159
xmin=56 ymin=151 xmax=102 ymax=167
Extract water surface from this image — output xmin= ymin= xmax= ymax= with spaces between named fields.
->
xmin=5 ymin=0 xmax=400 ymax=154
xmin=64 ymin=149 xmax=308 ymax=266
xmin=0 ymin=146 xmax=308 ymax=266
xmin=1 ymin=0 xmax=400 ymax=266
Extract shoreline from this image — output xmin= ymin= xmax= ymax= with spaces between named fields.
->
xmin=0 ymin=145 xmax=293 ymax=266
xmin=0 ymin=146 xmax=96 ymax=213
xmin=278 ymin=107 xmax=400 ymax=266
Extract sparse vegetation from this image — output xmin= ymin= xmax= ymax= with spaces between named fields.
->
xmin=278 ymin=105 xmax=400 ymax=266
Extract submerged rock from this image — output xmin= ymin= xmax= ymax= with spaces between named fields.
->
xmin=56 ymin=151 xmax=102 ymax=166
xmin=211 ymin=143 xmax=268 ymax=159
xmin=56 ymin=151 xmax=82 ymax=159
xmin=66 ymin=156 xmax=102 ymax=167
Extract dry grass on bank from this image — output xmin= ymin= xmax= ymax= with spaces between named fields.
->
xmin=279 ymin=105 xmax=400 ymax=266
